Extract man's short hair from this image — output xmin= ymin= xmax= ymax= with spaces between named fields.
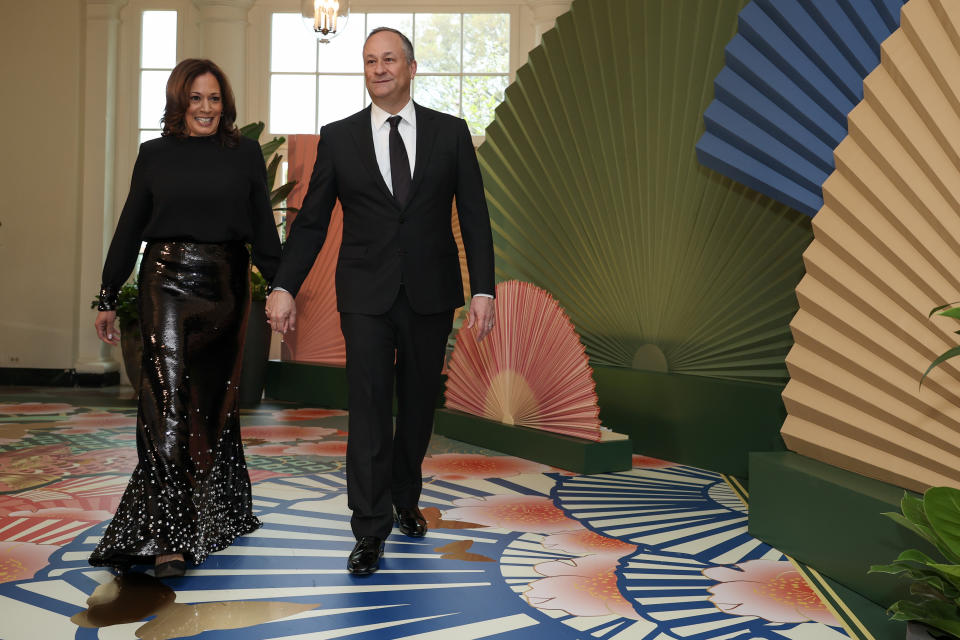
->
xmin=366 ymin=27 xmax=415 ymax=63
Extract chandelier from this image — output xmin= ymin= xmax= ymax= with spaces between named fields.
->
xmin=300 ymin=0 xmax=350 ymax=43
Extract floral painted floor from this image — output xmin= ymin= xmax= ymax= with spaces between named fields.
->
xmin=0 ymin=387 xmax=857 ymax=640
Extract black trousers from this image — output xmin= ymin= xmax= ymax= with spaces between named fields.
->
xmin=340 ymin=287 xmax=454 ymax=539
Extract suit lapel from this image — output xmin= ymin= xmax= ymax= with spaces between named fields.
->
xmin=348 ymin=106 xmax=397 ymax=206
xmin=409 ymin=103 xmax=438 ymax=207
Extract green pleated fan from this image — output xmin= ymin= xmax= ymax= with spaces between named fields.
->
xmin=479 ymin=0 xmax=814 ymax=385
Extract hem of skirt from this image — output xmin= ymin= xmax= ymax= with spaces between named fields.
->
xmin=88 ymin=515 xmax=262 ymax=568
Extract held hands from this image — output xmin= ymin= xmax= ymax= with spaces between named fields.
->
xmin=266 ymin=289 xmax=297 ymax=334
xmin=467 ymin=296 xmax=496 ymax=342
xmin=94 ymin=311 xmax=120 ymax=345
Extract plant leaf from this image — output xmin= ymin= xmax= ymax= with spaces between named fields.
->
xmin=921 ymin=346 xmax=960 ymax=386
xmin=261 ymin=136 xmax=285 ymax=162
xmin=266 ymin=154 xmax=281 ymax=192
xmin=903 ymin=492 xmax=929 ymax=528
xmin=938 ymin=307 xmax=960 ymax=320
xmin=899 ymin=549 xmax=938 ymax=565
xmin=270 ymin=182 xmax=296 ymax=207
xmin=929 ymin=302 xmax=960 ymax=318
xmin=925 ymin=487 xmax=960 ymax=565
xmin=884 ymin=512 xmax=940 ymax=548
xmin=240 ymin=122 xmax=264 ymax=140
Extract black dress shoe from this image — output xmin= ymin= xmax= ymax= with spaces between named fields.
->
xmin=154 ymin=559 xmax=186 ymax=579
xmin=394 ymin=506 xmax=427 ymax=538
xmin=347 ymin=536 xmax=384 ymax=575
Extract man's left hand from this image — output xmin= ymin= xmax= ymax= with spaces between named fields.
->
xmin=467 ymin=296 xmax=496 ymax=343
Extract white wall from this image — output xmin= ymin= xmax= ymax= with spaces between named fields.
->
xmin=0 ymin=0 xmax=84 ymax=370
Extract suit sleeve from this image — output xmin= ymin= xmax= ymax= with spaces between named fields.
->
xmin=453 ymin=119 xmax=496 ymax=297
xmin=273 ymin=129 xmax=339 ymax=297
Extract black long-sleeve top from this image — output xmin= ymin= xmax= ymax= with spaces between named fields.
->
xmin=99 ymin=135 xmax=282 ymax=306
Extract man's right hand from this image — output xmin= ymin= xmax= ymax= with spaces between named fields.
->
xmin=266 ymin=289 xmax=297 ymax=334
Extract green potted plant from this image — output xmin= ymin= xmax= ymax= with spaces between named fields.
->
xmin=90 ymin=283 xmax=140 ymax=387
xmin=868 ymin=486 xmax=960 ymax=639
xmin=237 ymin=122 xmax=297 ymax=406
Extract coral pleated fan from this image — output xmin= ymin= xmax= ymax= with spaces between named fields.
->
xmin=444 ymin=281 xmax=606 ymax=441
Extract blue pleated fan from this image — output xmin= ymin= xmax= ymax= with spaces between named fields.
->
xmin=696 ymin=0 xmax=906 ymax=216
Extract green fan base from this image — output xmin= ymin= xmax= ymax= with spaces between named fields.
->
xmin=749 ymin=451 xmax=934 ymax=640
xmin=593 ymin=365 xmax=787 ymax=477
xmin=265 ymin=360 xmax=446 ymax=412
xmin=434 ymin=408 xmax=632 ymax=475
xmin=265 ymin=360 xmax=351 ymax=409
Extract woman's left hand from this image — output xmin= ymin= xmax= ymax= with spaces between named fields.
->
xmin=95 ymin=311 xmax=120 ymax=345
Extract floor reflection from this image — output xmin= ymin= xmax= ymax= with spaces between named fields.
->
xmin=72 ymin=572 xmax=321 ymax=640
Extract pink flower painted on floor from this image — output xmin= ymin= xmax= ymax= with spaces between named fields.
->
xmin=444 ymin=495 xmax=582 ymax=533
xmin=0 ymin=542 xmax=59 ymax=583
xmin=0 ymin=445 xmax=138 ymax=491
xmin=421 ymin=454 xmax=552 ymax=481
xmin=542 ymin=529 xmax=637 ymax=557
xmin=632 ymin=454 xmax=675 ymax=468
xmin=246 ymin=441 xmax=348 ymax=457
xmin=248 ymin=469 xmax=290 ymax=483
xmin=703 ymin=560 xmax=840 ymax=626
xmin=0 ymin=403 xmax=75 ymax=416
xmin=525 ymin=555 xmax=640 ymax=619
xmin=52 ymin=411 xmax=135 ymax=434
xmin=272 ymin=408 xmax=346 ymax=422
xmin=241 ymin=425 xmax=338 ymax=443
xmin=295 ymin=441 xmax=348 ymax=456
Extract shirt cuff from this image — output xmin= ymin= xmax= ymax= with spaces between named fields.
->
xmin=472 ymin=293 xmax=494 ymax=299
xmin=271 ymin=286 xmax=290 ymax=294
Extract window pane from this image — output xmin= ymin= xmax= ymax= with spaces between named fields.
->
xmin=271 ymin=74 xmax=317 ymax=134
xmin=414 ymin=75 xmax=460 ymax=117
xmin=463 ymin=14 xmax=509 ymax=73
xmin=366 ymin=13 xmax=412 ymax=39
xmin=272 ymin=13 xmax=317 ymax=73
xmin=141 ymin=11 xmax=177 ymax=68
xmin=317 ymin=75 xmax=365 ymax=128
xmin=140 ymin=70 xmax=169 ymax=129
xmin=140 ymin=130 xmax=162 ymax=143
xmin=463 ymin=75 xmax=508 ymax=134
xmin=415 ymin=14 xmax=460 ymax=73
xmin=316 ymin=12 xmax=365 ymax=73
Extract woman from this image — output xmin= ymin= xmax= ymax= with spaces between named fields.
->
xmin=90 ymin=59 xmax=281 ymax=578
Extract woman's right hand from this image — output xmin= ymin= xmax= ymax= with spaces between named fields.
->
xmin=95 ymin=311 xmax=120 ymax=345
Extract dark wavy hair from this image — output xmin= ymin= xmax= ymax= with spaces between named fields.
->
xmin=161 ymin=58 xmax=239 ymax=146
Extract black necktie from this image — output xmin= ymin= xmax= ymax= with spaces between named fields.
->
xmin=388 ymin=115 xmax=412 ymax=205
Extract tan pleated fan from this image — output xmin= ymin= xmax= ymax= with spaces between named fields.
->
xmin=444 ymin=280 xmax=607 ymax=441
xmin=782 ymin=0 xmax=960 ymax=492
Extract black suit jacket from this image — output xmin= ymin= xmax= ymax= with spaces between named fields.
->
xmin=274 ymin=103 xmax=495 ymax=315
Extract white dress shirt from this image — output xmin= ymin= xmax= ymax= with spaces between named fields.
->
xmin=370 ymin=100 xmax=416 ymax=194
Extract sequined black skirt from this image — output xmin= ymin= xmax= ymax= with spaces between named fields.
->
xmin=90 ymin=241 xmax=261 ymax=568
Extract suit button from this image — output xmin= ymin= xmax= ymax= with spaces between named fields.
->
xmin=398 ymin=249 xmax=406 ymax=256
xmin=399 ymin=216 xmax=406 ymax=224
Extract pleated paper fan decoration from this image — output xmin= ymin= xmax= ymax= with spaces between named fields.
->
xmin=279 ymin=135 xmax=346 ymax=366
xmin=782 ymin=0 xmax=960 ymax=491
xmin=696 ymin=0 xmax=906 ymax=216
xmin=444 ymin=281 xmax=608 ymax=441
xmin=478 ymin=0 xmax=812 ymax=385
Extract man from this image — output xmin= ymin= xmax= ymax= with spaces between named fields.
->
xmin=266 ymin=27 xmax=496 ymax=576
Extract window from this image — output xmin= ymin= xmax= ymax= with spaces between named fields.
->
xmin=269 ymin=12 xmax=510 ymax=135
xmin=139 ymin=11 xmax=177 ymax=142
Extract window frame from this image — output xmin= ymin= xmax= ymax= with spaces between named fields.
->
xmin=263 ymin=3 xmax=521 ymax=142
